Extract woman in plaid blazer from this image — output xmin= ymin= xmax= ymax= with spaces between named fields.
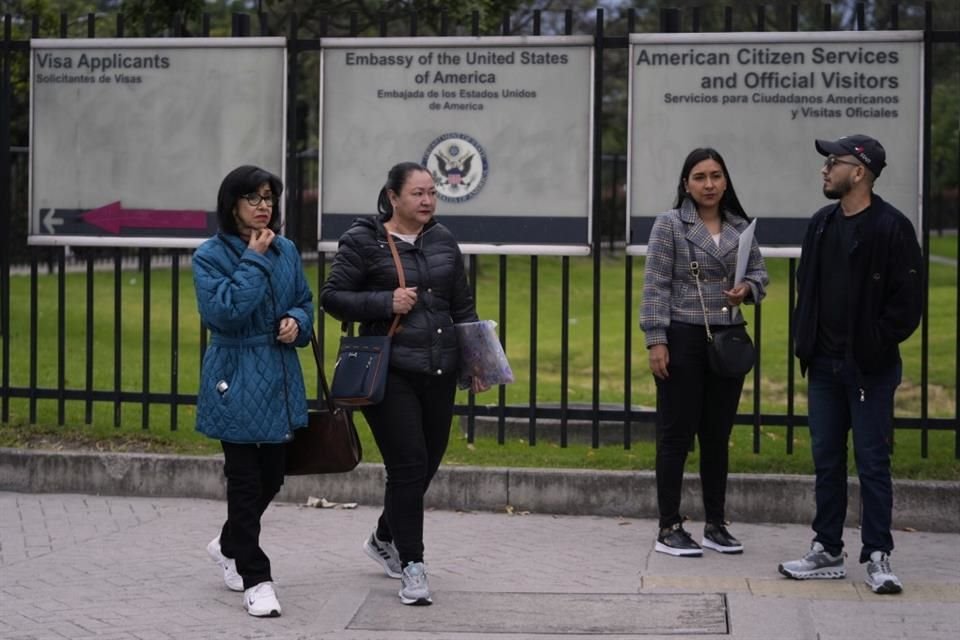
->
xmin=640 ymin=148 xmax=768 ymax=558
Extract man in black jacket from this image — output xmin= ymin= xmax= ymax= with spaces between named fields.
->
xmin=778 ymin=135 xmax=923 ymax=595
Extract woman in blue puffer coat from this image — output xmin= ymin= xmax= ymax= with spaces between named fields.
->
xmin=193 ymin=165 xmax=313 ymax=618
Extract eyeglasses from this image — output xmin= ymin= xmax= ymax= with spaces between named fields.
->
xmin=823 ymin=156 xmax=861 ymax=171
xmin=241 ymin=192 xmax=274 ymax=207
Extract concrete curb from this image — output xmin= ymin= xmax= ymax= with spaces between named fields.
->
xmin=1 ymin=447 xmax=956 ymax=532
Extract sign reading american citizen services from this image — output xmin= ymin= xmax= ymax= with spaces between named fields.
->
xmin=29 ymin=38 xmax=286 ymax=248
xmin=319 ymin=36 xmax=594 ymax=255
xmin=626 ymin=31 xmax=923 ymax=251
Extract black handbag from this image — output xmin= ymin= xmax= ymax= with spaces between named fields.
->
xmin=690 ymin=260 xmax=756 ymax=378
xmin=330 ymin=232 xmax=405 ymax=408
xmin=285 ymin=332 xmax=362 ymax=475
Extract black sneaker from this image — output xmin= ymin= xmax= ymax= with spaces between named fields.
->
xmin=701 ymin=522 xmax=744 ymax=554
xmin=655 ymin=523 xmax=702 ymax=557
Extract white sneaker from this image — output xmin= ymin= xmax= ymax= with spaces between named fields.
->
xmin=244 ymin=581 xmax=282 ymax=617
xmin=363 ymin=531 xmax=402 ymax=579
xmin=398 ymin=562 xmax=433 ymax=606
xmin=207 ymin=536 xmax=243 ymax=592
xmin=865 ymin=551 xmax=903 ymax=594
xmin=778 ymin=542 xmax=846 ymax=580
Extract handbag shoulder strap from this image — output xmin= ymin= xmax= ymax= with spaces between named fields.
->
xmin=340 ymin=230 xmax=406 ymax=338
xmin=385 ymin=231 xmax=405 ymax=337
xmin=688 ymin=258 xmax=714 ymax=343
xmin=311 ymin=330 xmax=337 ymax=412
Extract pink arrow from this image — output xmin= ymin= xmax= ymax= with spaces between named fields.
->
xmin=82 ymin=201 xmax=208 ymax=234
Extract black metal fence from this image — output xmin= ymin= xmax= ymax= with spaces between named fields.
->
xmin=1 ymin=5 xmax=958 ymax=459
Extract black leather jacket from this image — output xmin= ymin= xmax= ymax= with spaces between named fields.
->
xmin=320 ymin=216 xmax=478 ymax=376
xmin=794 ymin=194 xmax=923 ymax=375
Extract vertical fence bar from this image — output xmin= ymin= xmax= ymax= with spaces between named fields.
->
xmin=756 ymin=5 xmax=765 ymax=31
xmin=114 ymin=250 xmax=122 ymax=427
xmin=472 ymin=11 xmax=480 ymax=37
xmin=822 ymin=3 xmax=832 ymax=30
xmin=787 ymin=258 xmax=796 ymax=454
xmin=856 ymin=2 xmax=865 ymax=30
xmin=625 ymin=9 xmax=636 ymax=450
xmin=624 ymin=256 xmax=633 ymax=449
xmin=466 ymin=256 xmax=477 ymax=442
xmin=0 ymin=15 xmax=10 ymax=423
xmin=286 ymin=12 xmax=301 ymax=248
xmin=141 ymin=249 xmax=151 ymax=429
xmin=919 ymin=3 xmax=933 ymax=457
xmin=315 ymin=256 xmax=325 ymax=402
xmin=29 ymin=255 xmax=38 ymax=423
xmin=497 ymin=255 xmax=507 ymax=444
xmin=528 ymin=256 xmax=538 ymax=446
xmin=560 ymin=256 xmax=570 ymax=447
xmin=57 ymin=250 xmax=65 ymax=425
xmin=591 ymin=9 xmax=605 ymax=448
xmin=170 ymin=252 xmax=180 ymax=430
xmin=410 ymin=11 xmax=418 ymax=37
xmin=724 ymin=7 xmax=733 ymax=31
xmin=891 ymin=4 xmax=899 ymax=30
xmin=752 ymin=305 xmax=762 ymax=453
xmin=84 ymin=256 xmax=94 ymax=424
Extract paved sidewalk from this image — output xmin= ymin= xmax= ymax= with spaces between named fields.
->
xmin=1 ymin=491 xmax=957 ymax=640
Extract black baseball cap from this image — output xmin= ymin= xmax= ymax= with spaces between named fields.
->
xmin=815 ymin=134 xmax=886 ymax=177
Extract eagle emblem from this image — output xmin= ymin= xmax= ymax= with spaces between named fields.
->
xmin=422 ymin=133 xmax=488 ymax=203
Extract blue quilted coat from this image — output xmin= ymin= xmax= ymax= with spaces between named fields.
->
xmin=193 ymin=233 xmax=314 ymax=444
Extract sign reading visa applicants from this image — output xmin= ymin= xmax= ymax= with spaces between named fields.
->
xmin=319 ymin=36 xmax=594 ymax=255
xmin=626 ymin=31 xmax=922 ymax=252
xmin=29 ymin=38 xmax=286 ymax=248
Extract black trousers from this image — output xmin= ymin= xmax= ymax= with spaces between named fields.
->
xmin=219 ymin=441 xmax=286 ymax=590
xmin=362 ymin=368 xmax=457 ymax=566
xmin=653 ymin=323 xmax=745 ymax=529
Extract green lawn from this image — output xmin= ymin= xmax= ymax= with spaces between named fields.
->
xmin=1 ymin=249 xmax=957 ymax=479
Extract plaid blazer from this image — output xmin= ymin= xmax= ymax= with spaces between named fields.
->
xmin=640 ymin=199 xmax=769 ymax=348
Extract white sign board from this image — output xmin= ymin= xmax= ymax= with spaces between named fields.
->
xmin=30 ymin=38 xmax=286 ymax=247
xmin=319 ymin=36 xmax=594 ymax=255
xmin=627 ymin=31 xmax=923 ymax=250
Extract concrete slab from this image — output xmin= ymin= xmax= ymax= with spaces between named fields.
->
xmin=349 ymin=590 xmax=729 ymax=635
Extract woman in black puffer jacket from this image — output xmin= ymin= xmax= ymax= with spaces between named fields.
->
xmin=320 ymin=162 xmax=487 ymax=606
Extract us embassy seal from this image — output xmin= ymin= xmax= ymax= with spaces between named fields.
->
xmin=422 ymin=133 xmax=488 ymax=203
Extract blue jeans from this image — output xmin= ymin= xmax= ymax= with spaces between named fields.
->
xmin=807 ymin=356 xmax=901 ymax=563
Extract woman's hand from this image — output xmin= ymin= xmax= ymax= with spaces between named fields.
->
xmin=248 ymin=228 xmax=275 ymax=254
xmin=276 ymin=316 xmax=299 ymax=344
xmin=392 ymin=287 xmax=418 ymax=314
xmin=471 ymin=377 xmax=492 ymax=394
xmin=723 ymin=282 xmax=751 ymax=306
xmin=649 ymin=344 xmax=670 ymax=380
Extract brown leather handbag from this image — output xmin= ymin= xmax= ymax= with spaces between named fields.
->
xmin=284 ymin=331 xmax=362 ymax=475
